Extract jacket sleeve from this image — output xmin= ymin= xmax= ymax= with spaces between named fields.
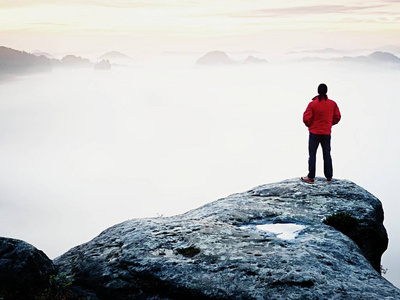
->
xmin=303 ymin=103 xmax=313 ymax=127
xmin=333 ymin=103 xmax=341 ymax=125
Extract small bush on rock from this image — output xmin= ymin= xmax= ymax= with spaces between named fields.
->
xmin=36 ymin=274 xmax=73 ymax=300
xmin=323 ymin=212 xmax=359 ymax=237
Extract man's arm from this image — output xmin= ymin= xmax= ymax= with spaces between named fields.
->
xmin=333 ymin=104 xmax=341 ymax=125
xmin=303 ymin=103 xmax=313 ymax=127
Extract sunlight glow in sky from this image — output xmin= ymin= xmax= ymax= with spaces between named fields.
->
xmin=0 ymin=0 xmax=399 ymax=54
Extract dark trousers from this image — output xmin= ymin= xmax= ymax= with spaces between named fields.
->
xmin=307 ymin=133 xmax=333 ymax=179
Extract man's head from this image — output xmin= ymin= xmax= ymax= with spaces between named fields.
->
xmin=318 ymin=83 xmax=328 ymax=96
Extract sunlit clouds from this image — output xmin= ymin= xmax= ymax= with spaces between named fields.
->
xmin=0 ymin=0 xmax=399 ymax=54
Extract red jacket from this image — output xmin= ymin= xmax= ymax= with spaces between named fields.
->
xmin=303 ymin=97 xmax=341 ymax=135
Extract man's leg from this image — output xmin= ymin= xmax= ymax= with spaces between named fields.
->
xmin=307 ymin=133 xmax=319 ymax=179
xmin=321 ymin=135 xmax=333 ymax=179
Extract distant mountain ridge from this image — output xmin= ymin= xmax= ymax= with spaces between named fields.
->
xmin=196 ymin=51 xmax=267 ymax=66
xmin=300 ymin=51 xmax=400 ymax=65
xmin=0 ymin=46 xmax=54 ymax=74
xmin=372 ymin=45 xmax=400 ymax=55
xmin=0 ymin=46 xmax=100 ymax=76
xmin=289 ymin=46 xmax=400 ymax=57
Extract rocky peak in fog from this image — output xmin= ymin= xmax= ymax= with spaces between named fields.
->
xmin=244 ymin=55 xmax=268 ymax=64
xmin=54 ymin=178 xmax=399 ymax=299
xmin=196 ymin=51 xmax=237 ymax=65
xmin=98 ymin=51 xmax=130 ymax=61
xmin=61 ymin=55 xmax=92 ymax=68
xmin=196 ymin=51 xmax=268 ymax=66
xmin=368 ymin=51 xmax=400 ymax=64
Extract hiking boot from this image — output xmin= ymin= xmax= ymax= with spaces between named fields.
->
xmin=301 ymin=176 xmax=314 ymax=184
xmin=327 ymin=178 xmax=332 ymax=183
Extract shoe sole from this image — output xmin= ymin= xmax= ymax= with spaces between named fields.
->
xmin=300 ymin=177 xmax=314 ymax=184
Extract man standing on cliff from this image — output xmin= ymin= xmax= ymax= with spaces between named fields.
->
xmin=301 ymin=83 xmax=341 ymax=184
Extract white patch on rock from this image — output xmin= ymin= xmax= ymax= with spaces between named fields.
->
xmin=242 ymin=223 xmax=306 ymax=240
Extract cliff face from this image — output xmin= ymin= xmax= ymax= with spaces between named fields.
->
xmin=54 ymin=178 xmax=399 ymax=299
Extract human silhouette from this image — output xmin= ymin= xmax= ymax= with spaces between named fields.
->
xmin=301 ymin=83 xmax=341 ymax=184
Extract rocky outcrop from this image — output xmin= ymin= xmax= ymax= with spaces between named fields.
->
xmin=0 ymin=238 xmax=56 ymax=299
xmin=54 ymin=178 xmax=400 ymax=299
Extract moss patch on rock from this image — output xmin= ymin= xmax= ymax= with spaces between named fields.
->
xmin=175 ymin=245 xmax=201 ymax=258
xmin=323 ymin=212 xmax=359 ymax=237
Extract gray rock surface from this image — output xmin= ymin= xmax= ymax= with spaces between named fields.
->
xmin=54 ymin=178 xmax=400 ymax=299
xmin=0 ymin=237 xmax=56 ymax=299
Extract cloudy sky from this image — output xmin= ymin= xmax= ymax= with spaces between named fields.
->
xmin=1 ymin=0 xmax=399 ymax=55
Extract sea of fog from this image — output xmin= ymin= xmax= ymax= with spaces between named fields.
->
xmin=0 ymin=59 xmax=399 ymax=287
